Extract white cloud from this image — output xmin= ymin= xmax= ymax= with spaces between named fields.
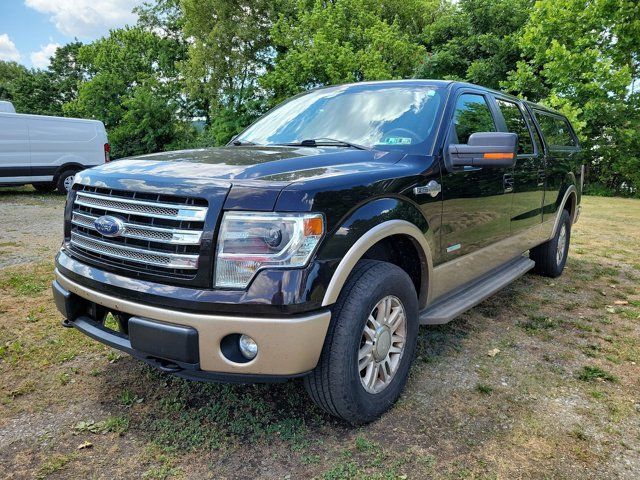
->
xmin=24 ymin=0 xmax=145 ymax=39
xmin=30 ymin=42 xmax=61 ymax=69
xmin=0 ymin=33 xmax=21 ymax=62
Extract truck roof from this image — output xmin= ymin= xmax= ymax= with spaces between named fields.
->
xmin=321 ymin=79 xmax=565 ymax=118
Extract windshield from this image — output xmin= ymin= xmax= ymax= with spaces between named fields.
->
xmin=235 ymin=83 xmax=444 ymax=154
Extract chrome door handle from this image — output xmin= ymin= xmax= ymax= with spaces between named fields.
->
xmin=414 ymin=180 xmax=441 ymax=198
xmin=503 ymin=174 xmax=514 ymax=193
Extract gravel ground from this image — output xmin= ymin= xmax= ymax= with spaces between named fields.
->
xmin=0 ymin=187 xmax=66 ymax=269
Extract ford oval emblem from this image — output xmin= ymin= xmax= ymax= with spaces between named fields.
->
xmin=94 ymin=215 xmax=125 ymax=237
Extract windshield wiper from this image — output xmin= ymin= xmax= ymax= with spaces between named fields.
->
xmin=278 ymin=138 xmax=370 ymax=150
xmin=230 ymin=139 xmax=258 ymax=146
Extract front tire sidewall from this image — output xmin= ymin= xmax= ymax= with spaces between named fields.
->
xmin=329 ymin=262 xmax=418 ymax=423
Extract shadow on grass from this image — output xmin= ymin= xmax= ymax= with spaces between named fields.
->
xmin=0 ymin=185 xmax=62 ymax=198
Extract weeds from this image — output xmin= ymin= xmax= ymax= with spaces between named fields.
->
xmin=576 ymin=366 xmax=618 ymax=383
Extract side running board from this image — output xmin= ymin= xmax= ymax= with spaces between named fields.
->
xmin=419 ymin=256 xmax=535 ymax=325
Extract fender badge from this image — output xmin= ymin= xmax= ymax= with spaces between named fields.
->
xmin=446 ymin=243 xmax=461 ymax=253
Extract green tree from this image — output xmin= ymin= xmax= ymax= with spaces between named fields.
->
xmin=262 ymin=0 xmax=425 ymax=103
xmin=415 ymin=0 xmax=533 ymax=89
xmin=503 ymin=0 xmax=639 ymax=195
xmin=8 ymin=69 xmax=61 ymax=115
xmin=0 ymin=44 xmax=84 ymax=116
xmin=49 ymin=41 xmax=85 ymax=106
xmin=181 ymin=0 xmax=282 ymax=142
xmin=0 ymin=61 xmax=28 ymax=101
xmin=65 ymin=27 xmax=189 ymax=158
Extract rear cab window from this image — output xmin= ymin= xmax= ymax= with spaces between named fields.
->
xmin=532 ymin=110 xmax=578 ymax=149
xmin=495 ymin=99 xmax=534 ymax=155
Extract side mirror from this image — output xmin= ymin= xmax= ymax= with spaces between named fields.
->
xmin=448 ymin=132 xmax=518 ymax=168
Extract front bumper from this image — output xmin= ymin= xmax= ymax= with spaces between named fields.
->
xmin=53 ymin=269 xmax=331 ymax=381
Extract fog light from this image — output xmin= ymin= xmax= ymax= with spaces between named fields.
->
xmin=238 ymin=334 xmax=258 ymax=360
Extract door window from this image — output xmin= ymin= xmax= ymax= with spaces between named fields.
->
xmin=533 ymin=111 xmax=577 ymax=148
xmin=451 ymin=94 xmax=496 ymax=144
xmin=496 ymin=99 xmax=534 ymax=154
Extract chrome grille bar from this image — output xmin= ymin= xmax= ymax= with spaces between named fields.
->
xmin=70 ymin=231 xmax=199 ymax=269
xmin=75 ymin=192 xmax=208 ymax=221
xmin=71 ymin=211 xmax=203 ymax=245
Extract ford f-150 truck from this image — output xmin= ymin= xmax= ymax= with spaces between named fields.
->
xmin=52 ymin=80 xmax=582 ymax=424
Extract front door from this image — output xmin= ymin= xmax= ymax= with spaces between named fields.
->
xmin=439 ymin=91 xmax=513 ymax=261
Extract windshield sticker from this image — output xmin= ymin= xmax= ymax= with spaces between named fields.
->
xmin=381 ymin=137 xmax=413 ymax=145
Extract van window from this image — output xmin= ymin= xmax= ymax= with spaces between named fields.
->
xmin=451 ymin=93 xmax=496 ymax=144
xmin=534 ymin=111 xmax=577 ymax=148
xmin=496 ymin=99 xmax=534 ymax=154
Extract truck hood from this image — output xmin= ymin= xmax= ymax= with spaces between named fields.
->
xmin=74 ymin=146 xmax=408 ymax=210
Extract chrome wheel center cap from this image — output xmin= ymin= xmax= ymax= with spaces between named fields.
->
xmin=373 ymin=327 xmax=392 ymax=362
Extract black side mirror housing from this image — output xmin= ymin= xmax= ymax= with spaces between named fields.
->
xmin=448 ymin=132 xmax=518 ymax=169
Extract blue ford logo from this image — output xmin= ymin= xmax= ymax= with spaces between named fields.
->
xmin=94 ymin=215 xmax=125 ymax=237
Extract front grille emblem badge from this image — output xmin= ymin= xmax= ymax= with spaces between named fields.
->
xmin=94 ymin=215 xmax=125 ymax=237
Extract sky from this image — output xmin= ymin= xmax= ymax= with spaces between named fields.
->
xmin=0 ymin=0 xmax=145 ymax=69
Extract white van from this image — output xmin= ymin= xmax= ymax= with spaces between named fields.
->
xmin=0 ymin=101 xmax=109 ymax=193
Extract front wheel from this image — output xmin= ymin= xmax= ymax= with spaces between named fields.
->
xmin=530 ymin=209 xmax=571 ymax=278
xmin=304 ymin=260 xmax=418 ymax=424
xmin=56 ymin=169 xmax=78 ymax=194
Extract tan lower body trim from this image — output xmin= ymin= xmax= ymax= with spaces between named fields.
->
xmin=430 ymin=223 xmax=548 ymax=302
xmin=55 ymin=270 xmax=331 ymax=376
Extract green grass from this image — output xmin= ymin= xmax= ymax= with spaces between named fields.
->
xmin=576 ymin=366 xmax=618 ymax=383
xmin=74 ymin=416 xmax=130 ymax=435
xmin=518 ymin=315 xmax=557 ymax=332
xmin=475 ymin=383 xmax=493 ymax=395
xmin=36 ymin=454 xmax=76 ymax=479
xmin=1 ymin=270 xmax=48 ymax=295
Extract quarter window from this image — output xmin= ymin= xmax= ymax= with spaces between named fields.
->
xmin=451 ymin=94 xmax=496 ymax=144
xmin=496 ymin=99 xmax=534 ymax=154
xmin=534 ymin=111 xmax=577 ymax=148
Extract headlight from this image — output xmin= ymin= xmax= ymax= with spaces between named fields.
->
xmin=214 ymin=212 xmax=324 ymax=289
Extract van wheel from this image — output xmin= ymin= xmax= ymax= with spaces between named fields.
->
xmin=32 ymin=183 xmax=55 ymax=193
xmin=530 ymin=209 xmax=571 ymax=278
xmin=304 ymin=260 xmax=418 ymax=424
xmin=56 ymin=169 xmax=78 ymax=194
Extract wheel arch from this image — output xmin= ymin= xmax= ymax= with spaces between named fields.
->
xmin=550 ymin=184 xmax=578 ymax=240
xmin=54 ymin=162 xmax=84 ymax=181
xmin=320 ymin=198 xmax=435 ymax=309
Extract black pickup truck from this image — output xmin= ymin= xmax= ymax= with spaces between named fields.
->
xmin=53 ymin=80 xmax=583 ymax=424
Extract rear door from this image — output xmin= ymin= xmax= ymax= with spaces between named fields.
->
xmin=493 ymin=97 xmax=544 ymax=233
xmin=530 ymin=109 xmax=580 ymax=223
xmin=0 ymin=113 xmax=30 ymax=182
xmin=440 ymin=89 xmax=513 ymax=258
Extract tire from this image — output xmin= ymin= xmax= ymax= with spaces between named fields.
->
xmin=56 ymin=169 xmax=78 ymax=194
xmin=32 ymin=182 xmax=56 ymax=193
xmin=530 ymin=209 xmax=571 ymax=278
xmin=304 ymin=259 xmax=419 ymax=424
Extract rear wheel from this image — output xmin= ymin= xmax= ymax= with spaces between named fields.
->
xmin=56 ymin=169 xmax=78 ymax=194
xmin=304 ymin=260 xmax=418 ymax=424
xmin=32 ymin=182 xmax=55 ymax=193
xmin=530 ymin=209 xmax=571 ymax=278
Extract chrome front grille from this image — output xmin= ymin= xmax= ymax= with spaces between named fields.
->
xmin=68 ymin=186 xmax=208 ymax=280
xmin=70 ymin=232 xmax=199 ymax=269
xmin=74 ymin=192 xmax=207 ymax=221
